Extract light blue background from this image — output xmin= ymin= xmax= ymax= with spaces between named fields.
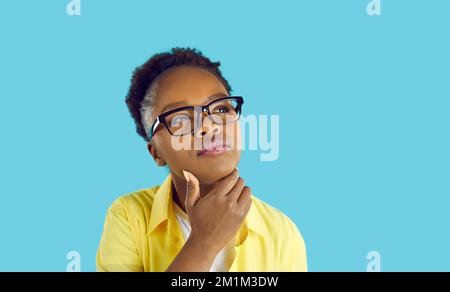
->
xmin=0 ymin=0 xmax=449 ymax=272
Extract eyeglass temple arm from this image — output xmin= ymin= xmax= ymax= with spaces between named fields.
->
xmin=148 ymin=116 xmax=160 ymax=141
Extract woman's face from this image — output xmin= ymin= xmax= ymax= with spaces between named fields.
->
xmin=147 ymin=66 xmax=241 ymax=185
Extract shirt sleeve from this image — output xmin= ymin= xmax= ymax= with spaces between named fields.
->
xmin=96 ymin=200 xmax=144 ymax=272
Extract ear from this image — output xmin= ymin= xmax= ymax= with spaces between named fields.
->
xmin=147 ymin=142 xmax=167 ymax=167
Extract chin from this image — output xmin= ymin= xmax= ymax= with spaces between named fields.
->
xmin=194 ymin=159 xmax=238 ymax=185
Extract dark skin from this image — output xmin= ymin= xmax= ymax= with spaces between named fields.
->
xmin=146 ymin=66 xmax=252 ymax=272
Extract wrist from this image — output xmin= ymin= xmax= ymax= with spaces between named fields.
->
xmin=186 ymin=234 xmax=221 ymax=259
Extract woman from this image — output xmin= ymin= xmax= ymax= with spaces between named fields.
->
xmin=96 ymin=47 xmax=307 ymax=272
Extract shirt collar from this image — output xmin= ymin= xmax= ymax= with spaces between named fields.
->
xmin=146 ymin=174 xmax=269 ymax=239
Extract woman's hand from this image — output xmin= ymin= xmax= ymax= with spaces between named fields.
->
xmin=183 ymin=169 xmax=252 ymax=254
xmin=165 ymin=169 xmax=252 ymax=272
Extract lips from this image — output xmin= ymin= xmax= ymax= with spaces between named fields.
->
xmin=197 ymin=141 xmax=231 ymax=157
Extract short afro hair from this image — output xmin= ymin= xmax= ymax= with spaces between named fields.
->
xmin=125 ymin=47 xmax=233 ymax=142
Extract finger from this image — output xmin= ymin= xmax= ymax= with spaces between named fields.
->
xmin=183 ymin=170 xmax=200 ymax=210
xmin=237 ymin=186 xmax=252 ymax=206
xmin=210 ymin=168 xmax=239 ymax=197
xmin=226 ymin=177 xmax=245 ymax=202
xmin=241 ymin=198 xmax=252 ymax=218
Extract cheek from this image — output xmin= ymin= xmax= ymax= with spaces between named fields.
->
xmin=157 ymin=136 xmax=194 ymax=168
xmin=223 ymin=122 xmax=242 ymax=151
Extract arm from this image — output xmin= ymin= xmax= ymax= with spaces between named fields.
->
xmin=96 ymin=201 xmax=143 ymax=272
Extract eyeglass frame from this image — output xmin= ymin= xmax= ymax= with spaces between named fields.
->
xmin=146 ymin=96 xmax=244 ymax=141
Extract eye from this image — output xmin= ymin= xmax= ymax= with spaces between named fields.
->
xmin=213 ymin=103 xmax=234 ymax=114
xmin=171 ymin=115 xmax=190 ymax=125
xmin=217 ymin=106 xmax=230 ymax=113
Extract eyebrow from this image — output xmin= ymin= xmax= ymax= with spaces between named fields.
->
xmin=158 ymin=93 xmax=229 ymax=114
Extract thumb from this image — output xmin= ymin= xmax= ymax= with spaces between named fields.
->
xmin=182 ymin=170 xmax=200 ymax=210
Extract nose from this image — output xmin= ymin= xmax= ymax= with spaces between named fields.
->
xmin=194 ymin=112 xmax=221 ymax=138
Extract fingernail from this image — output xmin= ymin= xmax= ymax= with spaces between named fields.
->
xmin=182 ymin=170 xmax=190 ymax=182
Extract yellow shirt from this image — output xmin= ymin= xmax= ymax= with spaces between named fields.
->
xmin=96 ymin=175 xmax=307 ymax=272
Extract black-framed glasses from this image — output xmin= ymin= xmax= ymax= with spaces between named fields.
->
xmin=147 ymin=96 xmax=244 ymax=141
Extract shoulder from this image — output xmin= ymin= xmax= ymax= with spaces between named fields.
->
xmin=250 ymin=195 xmax=305 ymax=242
xmin=107 ymin=185 xmax=160 ymax=222
xmin=251 ymin=195 xmax=308 ymax=271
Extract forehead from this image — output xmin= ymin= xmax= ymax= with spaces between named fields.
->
xmin=153 ymin=66 xmax=229 ymax=113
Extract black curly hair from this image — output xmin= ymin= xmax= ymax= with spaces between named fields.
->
xmin=125 ymin=47 xmax=233 ymax=142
